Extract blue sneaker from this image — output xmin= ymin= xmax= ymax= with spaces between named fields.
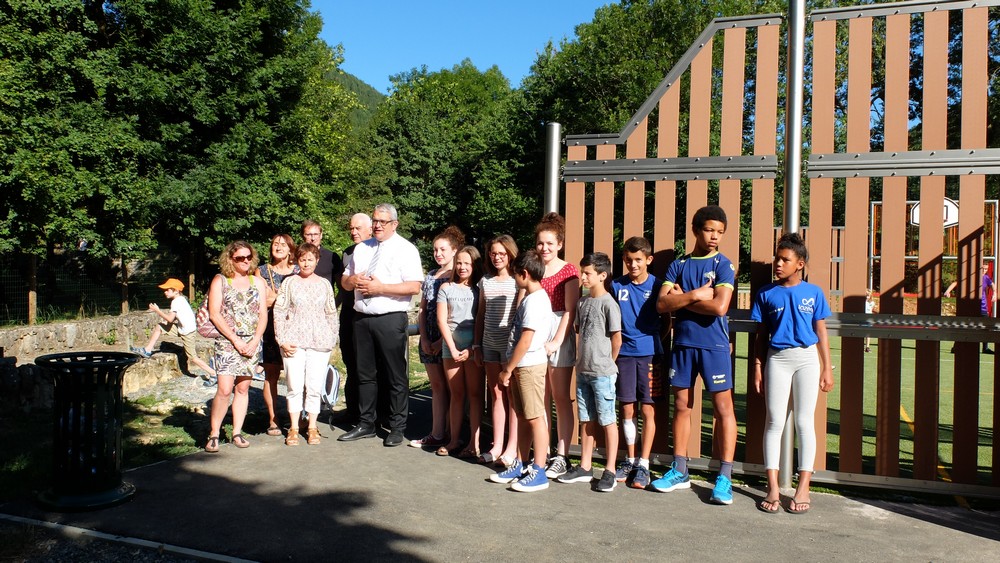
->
xmin=710 ymin=474 xmax=734 ymax=505
xmin=630 ymin=465 xmax=651 ymax=490
xmin=650 ymin=462 xmax=691 ymax=492
xmin=511 ymin=464 xmax=549 ymax=493
xmin=615 ymin=459 xmax=635 ymax=483
xmin=489 ymin=459 xmax=524 ymax=484
xmin=129 ymin=346 xmax=151 ymax=358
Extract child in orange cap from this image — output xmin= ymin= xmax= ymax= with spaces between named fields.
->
xmin=132 ymin=278 xmax=217 ymax=379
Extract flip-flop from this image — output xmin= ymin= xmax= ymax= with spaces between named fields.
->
xmin=478 ymin=452 xmax=497 ymax=465
xmin=787 ymin=499 xmax=811 ymax=514
xmin=757 ymin=498 xmax=781 ymax=514
xmin=436 ymin=446 xmax=451 ymax=457
xmin=232 ymin=434 xmax=250 ymax=448
xmin=266 ymin=426 xmax=282 ymax=436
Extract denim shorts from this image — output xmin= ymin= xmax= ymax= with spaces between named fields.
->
xmin=577 ymin=374 xmax=618 ymax=426
xmin=482 ymin=347 xmax=504 ymax=363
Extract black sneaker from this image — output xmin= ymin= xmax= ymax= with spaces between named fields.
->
xmin=556 ymin=465 xmax=593 ymax=484
xmin=544 ymin=455 xmax=568 ymax=478
xmin=595 ymin=469 xmax=617 ymax=492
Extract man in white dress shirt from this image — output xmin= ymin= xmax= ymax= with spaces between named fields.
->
xmin=339 ymin=203 xmax=423 ymax=446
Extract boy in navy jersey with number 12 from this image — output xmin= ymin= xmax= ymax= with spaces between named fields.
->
xmin=654 ymin=205 xmax=738 ymax=505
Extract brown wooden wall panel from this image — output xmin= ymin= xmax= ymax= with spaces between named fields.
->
xmin=652 ymin=85 xmax=680 ymax=456
xmin=951 ymin=6 xmax=989 ymax=485
xmin=624 ymin=120 xmax=648 ymax=242
xmin=718 ymin=27 xmax=746 ymax=272
xmin=837 ymin=17 xmax=874 ymax=474
xmin=744 ymin=23 xmax=781 ymax=465
xmin=811 ymin=18 xmax=838 ymax=467
xmin=685 ymin=40 xmax=713 ymax=255
xmin=594 ymin=144 xmax=617 ymax=260
xmin=912 ymin=9 xmax=949 ymax=482
xmin=875 ymin=13 xmax=910 ymax=478
xmin=565 ymin=145 xmax=588 ymax=271
xmin=809 ymin=20 xmax=837 ymax=470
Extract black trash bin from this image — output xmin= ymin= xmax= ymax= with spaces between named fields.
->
xmin=36 ymin=351 xmax=140 ymax=511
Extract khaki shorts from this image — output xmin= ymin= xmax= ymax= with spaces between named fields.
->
xmin=161 ymin=322 xmax=199 ymax=364
xmin=511 ymin=363 xmax=547 ymax=420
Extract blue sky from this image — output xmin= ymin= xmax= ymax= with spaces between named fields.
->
xmin=314 ymin=1 xmax=611 ymax=93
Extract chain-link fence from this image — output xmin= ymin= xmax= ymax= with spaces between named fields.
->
xmin=0 ymin=250 xmax=204 ymax=326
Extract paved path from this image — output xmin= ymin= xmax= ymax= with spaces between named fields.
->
xmin=2 ymin=390 xmax=998 ymax=562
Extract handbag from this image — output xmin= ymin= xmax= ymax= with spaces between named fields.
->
xmin=196 ymin=275 xmax=223 ymax=338
xmin=196 ymin=296 xmax=220 ymax=338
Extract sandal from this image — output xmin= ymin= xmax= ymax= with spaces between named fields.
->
xmin=787 ymin=499 xmax=811 ymax=514
xmin=307 ymin=427 xmax=321 ymax=445
xmin=232 ymin=434 xmax=250 ymax=448
xmin=285 ymin=428 xmax=300 ymax=446
xmin=478 ymin=452 xmax=497 ymax=465
xmin=458 ymin=448 xmax=479 ymax=459
xmin=266 ymin=425 xmax=282 ymax=437
xmin=205 ymin=435 xmax=219 ymax=453
xmin=495 ymin=454 xmax=515 ymax=468
xmin=757 ymin=497 xmax=781 ymax=514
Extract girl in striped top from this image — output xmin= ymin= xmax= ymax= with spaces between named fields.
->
xmin=474 ymin=235 xmax=522 ymax=467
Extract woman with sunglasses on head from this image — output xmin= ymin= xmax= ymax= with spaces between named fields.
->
xmin=204 ymin=241 xmax=269 ymax=452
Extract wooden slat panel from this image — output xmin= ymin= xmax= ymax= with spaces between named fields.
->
xmin=624 ymin=119 xmax=648 ymax=241
xmin=875 ymin=12 xmax=910 ymax=479
xmin=951 ymin=6 xmax=988 ymax=485
xmin=653 ymin=83 xmax=680 ymax=456
xmin=594 ymin=144 xmax=617 ymax=260
xmin=685 ymin=39 xmax=713 ymax=255
xmin=838 ymin=16 xmax=874 ymax=475
xmin=744 ymin=23 xmax=780 ymax=465
xmin=913 ymin=9 xmax=949 ymax=482
xmin=809 ymin=20 xmax=837 ymax=470
xmin=718 ymin=27 xmax=746 ymax=273
xmin=683 ymin=38 xmax=714 ymax=458
xmin=565 ymin=145 xmax=588 ymax=270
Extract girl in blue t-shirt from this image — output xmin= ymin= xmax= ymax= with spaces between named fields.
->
xmin=751 ymin=233 xmax=834 ymax=515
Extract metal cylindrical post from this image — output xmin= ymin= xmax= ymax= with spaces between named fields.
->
xmin=544 ymin=122 xmax=562 ymax=214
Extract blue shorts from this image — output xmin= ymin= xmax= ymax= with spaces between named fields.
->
xmin=577 ymin=374 xmax=617 ymax=426
xmin=615 ymin=355 xmax=663 ymax=403
xmin=442 ymin=328 xmax=473 ymax=360
xmin=668 ymin=346 xmax=733 ymax=392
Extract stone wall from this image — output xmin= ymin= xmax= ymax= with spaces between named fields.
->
xmin=0 ymin=313 xmax=212 ymax=412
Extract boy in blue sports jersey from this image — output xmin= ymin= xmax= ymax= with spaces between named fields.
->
xmin=653 ymin=205 xmax=738 ymax=505
xmin=611 ymin=236 xmax=665 ymax=489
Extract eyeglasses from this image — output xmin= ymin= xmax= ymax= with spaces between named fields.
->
xmin=490 ymin=251 xmax=508 ymax=258
xmin=372 ymin=219 xmax=396 ymax=227
xmin=303 ymin=231 xmax=322 ymax=238
xmin=233 ymin=255 xmax=252 ymax=263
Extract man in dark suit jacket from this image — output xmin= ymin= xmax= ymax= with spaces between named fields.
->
xmin=338 ymin=213 xmax=373 ymax=423
xmin=302 ymin=219 xmax=343 ymax=291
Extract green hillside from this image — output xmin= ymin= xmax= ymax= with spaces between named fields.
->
xmin=329 ymin=70 xmax=384 ymax=132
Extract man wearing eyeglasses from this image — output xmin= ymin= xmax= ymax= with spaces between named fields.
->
xmin=301 ymin=220 xmax=343 ymax=296
xmin=340 ymin=203 xmax=423 ymax=446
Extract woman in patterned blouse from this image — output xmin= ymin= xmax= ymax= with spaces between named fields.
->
xmin=274 ymin=243 xmax=339 ymax=446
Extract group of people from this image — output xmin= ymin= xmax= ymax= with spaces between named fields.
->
xmin=141 ymin=202 xmax=835 ymax=511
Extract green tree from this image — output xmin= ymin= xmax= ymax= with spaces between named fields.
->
xmin=356 ymin=59 xmax=532 ymax=257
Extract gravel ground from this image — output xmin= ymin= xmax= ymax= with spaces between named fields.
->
xmin=0 ymin=520 xmax=201 ymax=563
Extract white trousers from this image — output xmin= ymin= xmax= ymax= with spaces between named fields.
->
xmin=283 ymin=348 xmax=331 ymax=415
xmin=763 ymin=345 xmax=820 ymax=472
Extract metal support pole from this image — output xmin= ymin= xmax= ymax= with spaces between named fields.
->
xmin=780 ymin=0 xmax=807 ymax=489
xmin=543 ymin=122 xmax=562 ymax=214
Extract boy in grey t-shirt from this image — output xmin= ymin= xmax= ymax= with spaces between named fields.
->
xmin=558 ymin=252 xmax=622 ymax=492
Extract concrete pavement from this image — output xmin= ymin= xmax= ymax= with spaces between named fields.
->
xmin=2 ymin=390 xmax=998 ymax=562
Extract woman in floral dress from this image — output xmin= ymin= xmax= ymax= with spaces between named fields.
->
xmin=205 ymin=241 xmax=268 ymax=452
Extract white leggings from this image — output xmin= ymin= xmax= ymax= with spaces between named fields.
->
xmin=283 ymin=348 xmax=331 ymax=415
xmin=763 ymin=345 xmax=820 ymax=472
